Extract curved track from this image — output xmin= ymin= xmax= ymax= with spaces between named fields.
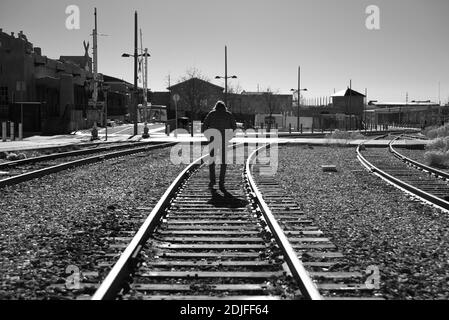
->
xmin=357 ymin=135 xmax=449 ymax=211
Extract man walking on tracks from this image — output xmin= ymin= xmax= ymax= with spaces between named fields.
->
xmin=203 ymin=101 xmax=237 ymax=190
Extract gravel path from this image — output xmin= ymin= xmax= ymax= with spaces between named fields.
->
xmin=0 ymin=148 xmax=185 ymax=299
xmin=275 ymin=145 xmax=449 ymax=299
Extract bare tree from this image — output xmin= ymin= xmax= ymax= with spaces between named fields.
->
xmin=226 ymin=82 xmax=243 ymax=94
xmin=176 ymin=67 xmax=212 ymax=118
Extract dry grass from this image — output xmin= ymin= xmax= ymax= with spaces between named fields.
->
xmin=424 ymin=124 xmax=449 ymax=139
xmin=424 ymin=135 xmax=449 ymax=168
xmin=325 ymin=129 xmax=365 ymax=141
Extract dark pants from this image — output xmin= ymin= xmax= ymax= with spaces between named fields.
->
xmin=208 ymin=139 xmax=228 ymax=184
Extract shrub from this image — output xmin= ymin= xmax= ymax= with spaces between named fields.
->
xmin=426 ymin=137 xmax=449 ymax=152
xmin=424 ymin=150 xmax=449 ymax=168
xmin=424 ymin=124 xmax=449 ymax=139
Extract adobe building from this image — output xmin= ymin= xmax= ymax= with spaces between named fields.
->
xmin=0 ymin=29 xmax=137 ymax=136
xmin=0 ymin=29 xmax=101 ymax=135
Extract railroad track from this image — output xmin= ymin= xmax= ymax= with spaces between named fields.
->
xmin=0 ymin=141 xmax=175 ymax=188
xmin=88 ymin=143 xmax=380 ymax=300
xmin=357 ymin=135 xmax=449 ymax=211
xmin=250 ymin=146 xmax=380 ymax=300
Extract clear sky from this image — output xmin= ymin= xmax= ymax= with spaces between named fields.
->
xmin=1 ymin=0 xmax=448 ymax=103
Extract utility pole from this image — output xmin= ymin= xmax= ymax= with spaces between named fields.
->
xmin=365 ymin=88 xmax=367 ymax=129
xmin=349 ymin=80 xmax=352 ymax=130
xmin=225 ymin=45 xmax=228 ymax=106
xmin=144 ymin=47 xmax=149 ymax=123
xmin=140 ymin=29 xmax=145 ymax=122
xmin=92 ymin=8 xmax=99 ymax=122
xmin=297 ymin=66 xmax=300 ymax=131
xmin=167 ymin=74 xmax=171 ymax=120
xmin=133 ymin=11 xmax=138 ymax=136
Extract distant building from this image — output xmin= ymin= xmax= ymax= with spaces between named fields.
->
xmin=0 ymin=29 xmax=142 ymax=135
xmin=102 ymin=75 xmax=136 ymax=122
xmin=230 ymin=91 xmax=293 ymax=115
xmin=166 ymin=79 xmax=292 ymax=128
xmin=0 ymin=29 xmax=98 ymax=134
xmin=167 ymin=78 xmax=224 ymax=120
xmin=330 ymin=88 xmax=366 ymax=115
xmin=365 ymin=101 xmax=448 ymax=127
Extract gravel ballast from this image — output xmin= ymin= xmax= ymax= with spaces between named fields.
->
xmin=0 ymin=147 xmax=185 ymax=299
xmin=275 ymin=145 xmax=449 ymax=299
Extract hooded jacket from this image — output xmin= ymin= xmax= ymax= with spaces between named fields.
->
xmin=203 ymin=103 xmax=237 ymax=133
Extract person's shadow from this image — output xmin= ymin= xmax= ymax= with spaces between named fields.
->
xmin=207 ymin=186 xmax=248 ymax=209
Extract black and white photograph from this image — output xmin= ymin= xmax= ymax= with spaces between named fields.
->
xmin=0 ymin=0 xmax=449 ymax=313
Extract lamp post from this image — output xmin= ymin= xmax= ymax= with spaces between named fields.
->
xmin=215 ymin=45 xmax=237 ymax=108
xmin=291 ymin=66 xmax=307 ymax=131
xmin=119 ymin=12 xmax=141 ymax=135
xmin=122 ymin=49 xmax=150 ymax=134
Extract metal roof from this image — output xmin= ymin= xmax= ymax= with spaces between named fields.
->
xmin=331 ymin=88 xmax=366 ymax=97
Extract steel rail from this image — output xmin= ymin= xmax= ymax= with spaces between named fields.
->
xmin=357 ymin=141 xmax=449 ymax=211
xmin=0 ymin=142 xmax=175 ymax=188
xmin=92 ymin=151 xmax=207 ymax=300
xmin=93 ymin=141 xmax=322 ymax=300
xmin=245 ymin=143 xmax=322 ymax=300
xmin=0 ymin=140 xmax=164 ymax=170
xmin=389 ymin=136 xmax=449 ymax=179
xmin=91 ymin=139 xmax=250 ymax=300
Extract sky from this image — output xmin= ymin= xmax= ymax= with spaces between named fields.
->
xmin=1 ymin=0 xmax=448 ymax=103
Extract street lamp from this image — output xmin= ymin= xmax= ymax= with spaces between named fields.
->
xmin=290 ymin=66 xmax=307 ymax=131
xmin=122 ymin=51 xmax=151 ymax=124
xmin=119 ymin=11 xmax=143 ymax=136
xmin=122 ymin=51 xmax=151 ymax=135
xmin=215 ymin=46 xmax=237 ymax=108
xmin=121 ymin=52 xmax=150 ymax=58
